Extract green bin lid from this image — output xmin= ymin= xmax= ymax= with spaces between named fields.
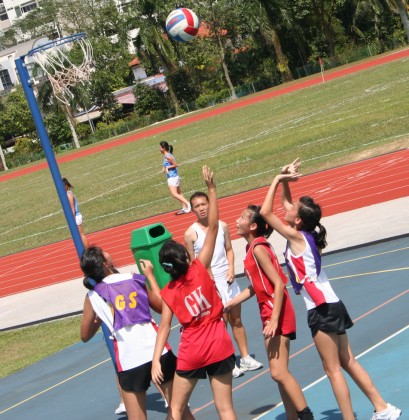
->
xmin=130 ymin=223 xmax=172 ymax=248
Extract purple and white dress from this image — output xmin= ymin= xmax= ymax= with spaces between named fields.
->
xmin=88 ymin=273 xmax=169 ymax=372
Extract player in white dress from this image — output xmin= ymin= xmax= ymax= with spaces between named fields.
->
xmin=184 ymin=192 xmax=263 ymax=378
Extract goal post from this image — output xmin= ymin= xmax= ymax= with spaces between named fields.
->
xmin=14 ymin=55 xmax=85 ymax=258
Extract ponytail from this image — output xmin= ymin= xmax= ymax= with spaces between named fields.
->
xmin=315 ymin=223 xmax=327 ymax=250
xmin=83 ymin=276 xmax=97 ymax=290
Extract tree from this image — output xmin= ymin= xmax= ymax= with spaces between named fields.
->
xmin=133 ymin=83 xmax=168 ymax=116
xmin=294 ymin=0 xmax=348 ymax=66
xmin=195 ymin=0 xmax=241 ymax=98
xmin=88 ymin=36 xmax=133 ymax=121
xmin=127 ymin=0 xmax=182 ymax=115
xmin=389 ymin=0 xmax=409 ymax=42
xmin=0 ymin=87 xmax=36 ymax=142
xmin=256 ymin=0 xmax=294 ymax=82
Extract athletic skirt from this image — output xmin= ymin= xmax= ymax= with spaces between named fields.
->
xmin=307 ymin=301 xmax=354 ymax=337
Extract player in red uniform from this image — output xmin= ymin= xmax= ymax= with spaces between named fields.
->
xmin=224 ymin=205 xmax=313 ymax=420
xmin=151 ymin=166 xmax=237 ymax=420
xmin=260 ymin=158 xmax=401 ymax=420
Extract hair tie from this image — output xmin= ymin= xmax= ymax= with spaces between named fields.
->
xmin=88 ymin=277 xmax=97 ymax=287
xmin=162 ymin=262 xmax=173 ymax=269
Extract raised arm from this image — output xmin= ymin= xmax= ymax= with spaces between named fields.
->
xmin=280 ymin=158 xmax=300 ymax=211
xmin=197 ymin=166 xmax=218 ymax=269
xmin=280 ymin=182 xmax=293 ymax=211
xmin=139 ymin=259 xmax=162 ymax=314
xmin=260 ymin=172 xmax=300 ymax=243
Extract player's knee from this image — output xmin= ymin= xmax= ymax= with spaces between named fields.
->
xmin=230 ymin=316 xmax=243 ymax=329
xmin=269 ymin=368 xmax=288 ymax=383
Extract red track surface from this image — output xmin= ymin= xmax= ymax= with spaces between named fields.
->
xmin=1 ymin=149 xmax=409 ymax=298
xmin=1 ymin=49 xmax=409 ymax=298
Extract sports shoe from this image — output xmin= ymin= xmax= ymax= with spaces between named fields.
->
xmin=175 ymin=206 xmax=191 ymax=215
xmin=371 ymin=403 xmax=401 ymax=420
xmin=232 ymin=365 xmax=244 ymax=378
xmin=240 ymin=355 xmax=263 ymax=371
xmin=114 ymin=402 xmax=126 ymax=415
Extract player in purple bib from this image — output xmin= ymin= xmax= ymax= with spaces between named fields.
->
xmin=80 ymin=246 xmax=193 ymax=420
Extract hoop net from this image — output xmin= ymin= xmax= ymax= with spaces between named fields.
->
xmin=28 ymin=33 xmax=93 ymax=105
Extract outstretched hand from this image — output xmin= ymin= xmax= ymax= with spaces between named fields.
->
xmin=276 ymin=172 xmax=302 ymax=184
xmin=139 ymin=259 xmax=154 ymax=277
xmin=202 ymin=165 xmax=215 ymax=189
xmin=281 ymin=158 xmax=301 ymax=175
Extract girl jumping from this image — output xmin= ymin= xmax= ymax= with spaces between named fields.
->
xmin=259 ymin=159 xmax=401 ymax=420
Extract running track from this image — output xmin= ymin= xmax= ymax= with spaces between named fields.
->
xmin=1 ymin=149 xmax=409 ymax=297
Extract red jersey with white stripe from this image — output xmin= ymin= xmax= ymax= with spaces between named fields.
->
xmin=161 ymin=259 xmax=234 ymax=370
xmin=244 ymin=237 xmax=296 ymax=334
xmin=244 ymin=237 xmax=288 ymax=303
xmin=284 ymin=233 xmax=339 ymax=310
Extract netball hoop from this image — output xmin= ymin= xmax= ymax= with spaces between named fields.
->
xmin=27 ymin=32 xmax=93 ymax=105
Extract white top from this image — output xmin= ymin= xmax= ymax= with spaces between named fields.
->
xmin=88 ymin=273 xmax=167 ymax=372
xmin=285 ymin=235 xmax=339 ymax=310
xmin=192 ymin=221 xmax=229 ymax=279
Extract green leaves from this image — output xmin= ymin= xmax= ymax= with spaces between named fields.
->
xmin=0 ymin=87 xmax=36 ymax=145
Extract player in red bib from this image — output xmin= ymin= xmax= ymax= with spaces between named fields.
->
xmin=224 ymin=204 xmax=313 ymax=420
xmin=151 ymin=166 xmax=237 ymax=420
xmin=260 ymin=158 xmax=401 ymax=420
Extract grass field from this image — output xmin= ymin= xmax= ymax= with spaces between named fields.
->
xmin=1 ymin=54 xmax=408 ymax=259
xmin=0 ymin=316 xmax=82 ymax=378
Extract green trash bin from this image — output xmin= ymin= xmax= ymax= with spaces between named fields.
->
xmin=130 ymin=223 xmax=172 ymax=289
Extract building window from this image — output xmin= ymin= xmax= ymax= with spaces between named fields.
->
xmin=0 ymin=2 xmax=7 ymax=21
xmin=0 ymin=69 xmax=13 ymax=90
xmin=20 ymin=1 xmax=38 ymax=14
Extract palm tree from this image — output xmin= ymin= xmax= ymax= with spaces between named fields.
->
xmin=353 ymin=0 xmax=409 ymax=46
xmin=389 ymin=0 xmax=409 ymax=42
xmin=127 ymin=0 xmax=182 ymax=115
xmin=257 ymin=0 xmax=293 ymax=82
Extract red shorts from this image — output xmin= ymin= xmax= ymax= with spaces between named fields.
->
xmin=258 ymin=294 xmax=297 ymax=338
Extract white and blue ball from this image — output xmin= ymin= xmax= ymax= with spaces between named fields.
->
xmin=166 ymin=8 xmax=200 ymax=42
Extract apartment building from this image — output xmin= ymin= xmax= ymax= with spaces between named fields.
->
xmin=0 ymin=0 xmax=39 ymax=32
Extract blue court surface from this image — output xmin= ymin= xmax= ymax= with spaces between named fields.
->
xmin=1 ymin=236 xmax=408 ymax=419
